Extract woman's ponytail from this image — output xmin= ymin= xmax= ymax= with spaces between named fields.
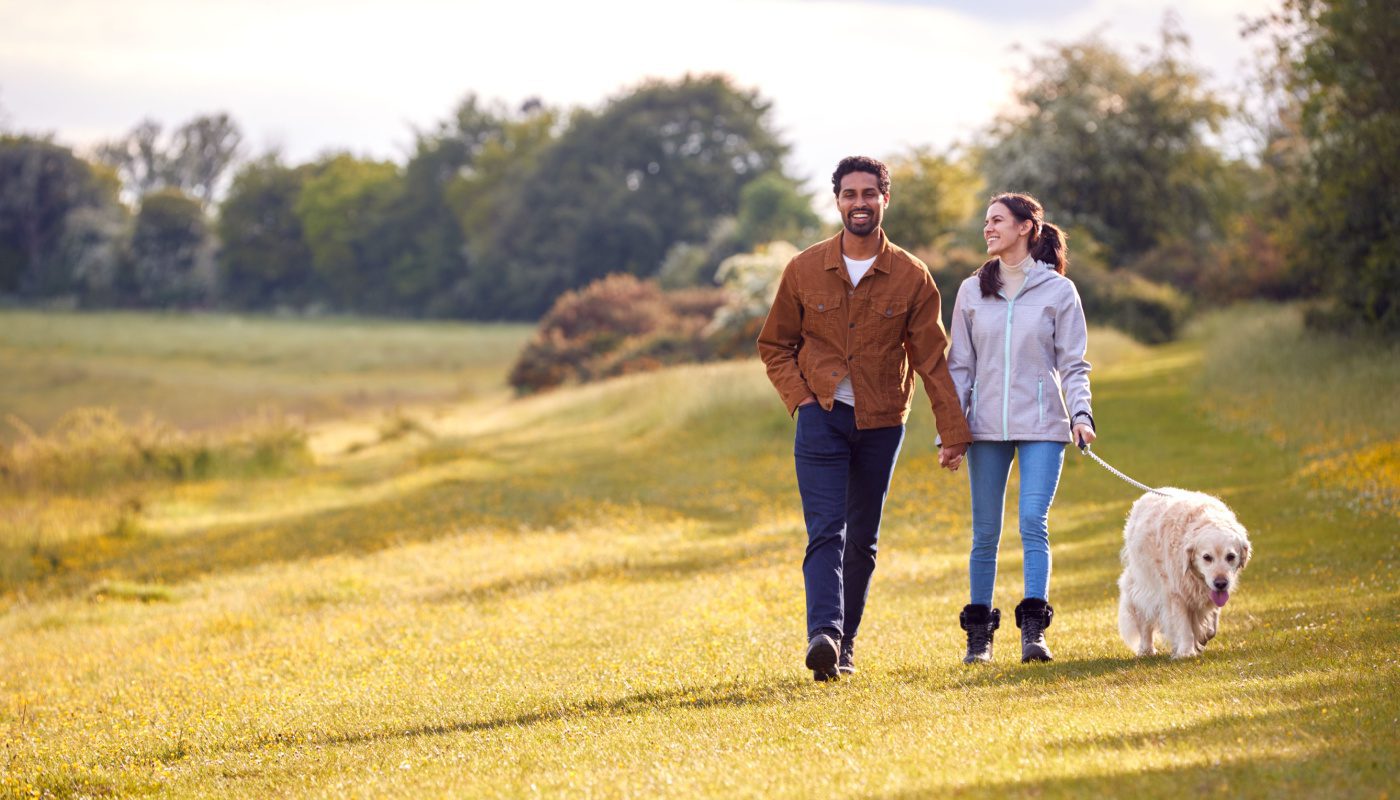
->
xmin=1030 ymin=221 xmax=1068 ymax=275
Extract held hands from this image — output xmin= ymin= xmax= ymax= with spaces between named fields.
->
xmin=938 ymin=442 xmax=967 ymax=472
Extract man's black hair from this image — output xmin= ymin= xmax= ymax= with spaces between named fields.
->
xmin=831 ymin=156 xmax=891 ymax=196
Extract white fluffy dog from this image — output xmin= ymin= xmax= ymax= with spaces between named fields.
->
xmin=1118 ymin=489 xmax=1252 ymax=658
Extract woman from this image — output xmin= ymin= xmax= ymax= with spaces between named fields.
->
xmin=945 ymin=192 xmax=1095 ymax=664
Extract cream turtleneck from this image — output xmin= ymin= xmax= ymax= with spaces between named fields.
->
xmin=999 ymin=254 xmax=1033 ymax=298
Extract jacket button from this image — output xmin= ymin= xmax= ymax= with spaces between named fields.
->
xmin=847 ymin=290 xmax=854 ymax=297
xmin=848 ymin=322 xmax=855 ymax=328
xmin=817 ymin=304 xmax=825 ymax=311
xmin=885 ymin=308 xmax=893 ymax=316
xmin=831 ymin=371 xmax=838 ymax=377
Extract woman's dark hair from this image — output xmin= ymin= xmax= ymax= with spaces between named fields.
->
xmin=977 ymin=192 xmax=1069 ymax=298
xmin=831 ymin=156 xmax=891 ymax=196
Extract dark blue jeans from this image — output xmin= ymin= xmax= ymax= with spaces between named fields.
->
xmin=794 ymin=402 xmax=905 ymax=643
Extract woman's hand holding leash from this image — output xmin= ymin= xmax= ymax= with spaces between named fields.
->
xmin=1073 ymin=423 xmax=1096 ymax=450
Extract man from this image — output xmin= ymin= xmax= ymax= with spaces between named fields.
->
xmin=757 ymin=155 xmax=971 ymax=681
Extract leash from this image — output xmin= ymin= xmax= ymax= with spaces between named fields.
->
xmin=1077 ymin=442 xmax=1170 ymax=497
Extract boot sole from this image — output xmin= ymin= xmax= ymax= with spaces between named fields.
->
xmin=806 ymin=635 xmax=839 ymax=681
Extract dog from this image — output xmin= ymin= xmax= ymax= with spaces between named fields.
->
xmin=1117 ymin=489 xmax=1252 ymax=658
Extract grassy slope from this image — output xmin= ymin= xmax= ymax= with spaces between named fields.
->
xmin=0 ymin=310 xmax=533 ymax=441
xmin=0 ymin=314 xmax=1396 ymax=799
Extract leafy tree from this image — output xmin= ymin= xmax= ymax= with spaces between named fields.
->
xmin=656 ymin=218 xmax=741 ymax=290
xmin=734 ymin=171 xmax=821 ymax=251
xmin=446 ymin=98 xmax=561 ymax=314
xmin=881 ymin=147 xmax=983 ymax=251
xmin=382 ymin=96 xmax=559 ymax=317
xmin=127 ymin=188 xmax=215 ymax=307
xmin=981 ymin=26 xmax=1229 ymax=260
xmin=59 ymin=204 xmax=131 ymax=304
xmin=293 ymin=154 xmax=401 ymax=312
xmin=1268 ymin=0 xmax=1400 ymax=335
xmin=217 ymin=155 xmax=318 ymax=308
xmin=95 ymin=120 xmax=165 ymax=200
xmin=166 ymin=113 xmax=243 ymax=205
xmin=486 ymin=74 xmax=792 ymax=318
xmin=0 ymin=135 xmax=121 ymax=297
xmin=96 ymin=113 xmax=243 ymax=205
xmin=380 ymin=137 xmax=466 ymax=315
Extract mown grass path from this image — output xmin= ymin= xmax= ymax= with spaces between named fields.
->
xmin=1 ymin=326 xmax=1396 ymax=798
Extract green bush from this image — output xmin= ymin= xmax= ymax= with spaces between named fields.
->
xmin=508 ymin=274 xmax=729 ymax=393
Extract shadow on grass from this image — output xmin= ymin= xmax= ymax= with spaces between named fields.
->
xmin=19 ymin=460 xmax=784 ymax=600
xmin=892 ymin=653 xmax=1149 ymax=689
xmin=867 ymin=749 xmax=1391 ymax=800
xmin=425 ymin=536 xmax=791 ymax=605
xmin=865 ymin=672 xmax=1396 ymax=799
xmin=241 ymin=676 xmax=812 ymax=754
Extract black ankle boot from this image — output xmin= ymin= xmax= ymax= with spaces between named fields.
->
xmin=838 ymin=639 xmax=856 ymax=676
xmin=1015 ymin=598 xmax=1054 ymax=662
xmin=959 ymin=604 xmax=1000 ymax=664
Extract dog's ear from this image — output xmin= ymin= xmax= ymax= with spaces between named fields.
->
xmin=1238 ymin=536 xmax=1252 ymax=571
xmin=1183 ymin=543 xmax=1196 ymax=577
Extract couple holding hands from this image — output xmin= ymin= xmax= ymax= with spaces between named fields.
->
xmin=757 ymin=156 xmax=1095 ymax=680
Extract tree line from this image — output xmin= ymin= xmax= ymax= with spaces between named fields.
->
xmin=1 ymin=0 xmax=1394 ymax=335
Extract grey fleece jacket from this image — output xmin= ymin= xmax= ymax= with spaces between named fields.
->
xmin=947 ymin=261 xmax=1093 ymax=443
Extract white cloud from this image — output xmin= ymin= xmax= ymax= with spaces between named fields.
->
xmin=0 ymin=0 xmax=1279 ymax=194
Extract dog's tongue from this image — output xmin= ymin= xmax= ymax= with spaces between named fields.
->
xmin=1210 ymin=590 xmax=1230 ymax=607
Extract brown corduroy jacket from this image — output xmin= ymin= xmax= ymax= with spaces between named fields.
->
xmin=756 ymin=231 xmax=972 ymax=446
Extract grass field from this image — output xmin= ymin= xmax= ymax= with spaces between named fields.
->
xmin=0 ymin=308 xmax=1396 ymax=799
xmin=0 ymin=310 xmax=534 ymax=442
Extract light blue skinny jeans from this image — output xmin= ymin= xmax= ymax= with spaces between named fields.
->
xmin=966 ymin=440 xmax=1065 ymax=606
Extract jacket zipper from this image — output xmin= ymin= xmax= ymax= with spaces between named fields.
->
xmin=1002 ymin=294 xmax=1016 ymax=440
xmin=1038 ymin=377 xmax=1044 ymax=425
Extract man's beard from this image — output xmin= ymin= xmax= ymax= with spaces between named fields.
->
xmin=844 ymin=210 xmax=878 ymax=236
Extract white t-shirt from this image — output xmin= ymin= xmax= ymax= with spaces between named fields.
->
xmin=833 ymin=254 xmax=877 ymax=407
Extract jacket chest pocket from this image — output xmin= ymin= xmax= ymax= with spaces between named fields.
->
xmin=802 ymin=292 xmax=843 ymax=339
xmin=868 ymin=297 xmax=908 ymax=348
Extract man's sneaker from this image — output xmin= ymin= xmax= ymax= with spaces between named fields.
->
xmin=805 ymin=632 xmax=840 ymax=681
xmin=838 ymin=639 xmax=856 ymax=676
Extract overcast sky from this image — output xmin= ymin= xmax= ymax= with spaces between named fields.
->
xmin=1 ymin=0 xmax=1278 ymax=195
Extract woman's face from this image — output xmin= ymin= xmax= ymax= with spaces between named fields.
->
xmin=984 ymin=202 xmax=1031 ymax=258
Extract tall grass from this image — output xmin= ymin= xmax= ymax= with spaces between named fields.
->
xmin=2 ymin=408 xmax=307 ymax=492
xmin=1193 ymin=304 xmax=1400 ymax=517
xmin=0 ymin=408 xmax=309 ymax=590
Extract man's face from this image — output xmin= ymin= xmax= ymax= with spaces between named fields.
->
xmin=836 ymin=171 xmax=888 ymax=237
